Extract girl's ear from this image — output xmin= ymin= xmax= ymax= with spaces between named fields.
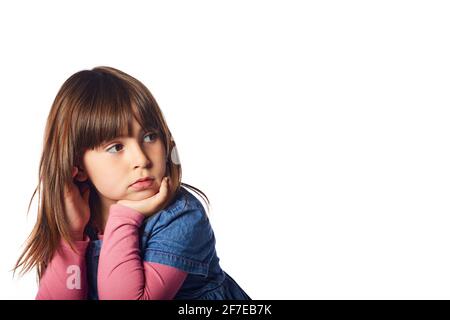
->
xmin=73 ymin=165 xmax=89 ymax=182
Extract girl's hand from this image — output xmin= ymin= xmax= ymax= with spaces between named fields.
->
xmin=63 ymin=167 xmax=91 ymax=241
xmin=117 ymin=177 xmax=171 ymax=217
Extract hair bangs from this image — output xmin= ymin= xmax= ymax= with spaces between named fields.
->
xmin=72 ymin=72 xmax=162 ymax=161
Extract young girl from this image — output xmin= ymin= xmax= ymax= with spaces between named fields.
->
xmin=14 ymin=66 xmax=250 ymax=300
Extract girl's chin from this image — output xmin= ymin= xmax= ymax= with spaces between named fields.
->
xmin=128 ymin=189 xmax=157 ymax=199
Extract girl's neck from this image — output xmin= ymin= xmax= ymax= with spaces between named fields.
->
xmin=92 ymin=214 xmax=106 ymax=236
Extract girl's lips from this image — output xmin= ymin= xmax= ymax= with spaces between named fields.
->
xmin=130 ymin=179 xmax=155 ymax=191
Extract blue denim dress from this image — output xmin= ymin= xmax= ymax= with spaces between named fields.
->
xmin=85 ymin=186 xmax=250 ymax=300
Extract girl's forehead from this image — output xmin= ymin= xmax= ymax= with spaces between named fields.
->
xmin=77 ymin=102 xmax=162 ymax=152
xmin=130 ymin=117 xmax=144 ymax=132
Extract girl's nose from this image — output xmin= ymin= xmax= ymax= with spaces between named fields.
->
xmin=130 ymin=144 xmax=151 ymax=168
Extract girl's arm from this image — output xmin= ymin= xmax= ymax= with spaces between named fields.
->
xmin=36 ymin=237 xmax=90 ymax=300
xmin=97 ymin=204 xmax=187 ymax=300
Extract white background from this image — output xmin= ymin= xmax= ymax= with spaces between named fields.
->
xmin=1 ymin=0 xmax=450 ymax=299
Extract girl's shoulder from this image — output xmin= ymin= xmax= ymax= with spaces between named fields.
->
xmin=140 ymin=186 xmax=216 ymax=275
xmin=168 ymin=185 xmax=205 ymax=212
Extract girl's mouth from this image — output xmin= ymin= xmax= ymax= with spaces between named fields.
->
xmin=130 ymin=178 xmax=155 ymax=191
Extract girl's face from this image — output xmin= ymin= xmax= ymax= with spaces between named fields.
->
xmin=80 ymin=117 xmax=167 ymax=206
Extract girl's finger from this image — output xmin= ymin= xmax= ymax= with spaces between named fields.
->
xmin=161 ymin=177 xmax=170 ymax=194
xmin=64 ymin=181 xmax=76 ymax=197
xmin=152 ymin=177 xmax=169 ymax=202
xmin=72 ymin=166 xmax=78 ymax=178
xmin=82 ymin=188 xmax=90 ymax=203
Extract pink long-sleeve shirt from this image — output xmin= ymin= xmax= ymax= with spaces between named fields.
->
xmin=36 ymin=204 xmax=188 ymax=300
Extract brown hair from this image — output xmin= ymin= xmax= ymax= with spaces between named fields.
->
xmin=13 ymin=66 xmax=210 ymax=282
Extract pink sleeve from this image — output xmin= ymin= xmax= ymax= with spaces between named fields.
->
xmin=97 ymin=204 xmax=188 ymax=300
xmin=35 ymin=237 xmax=90 ymax=300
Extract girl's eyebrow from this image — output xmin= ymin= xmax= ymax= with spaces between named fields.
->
xmin=101 ymin=128 xmax=156 ymax=146
xmin=115 ymin=128 xmax=157 ymax=138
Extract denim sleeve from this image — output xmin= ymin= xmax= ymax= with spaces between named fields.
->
xmin=142 ymin=205 xmax=215 ymax=277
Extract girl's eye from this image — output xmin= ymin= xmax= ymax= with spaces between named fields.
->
xmin=106 ymin=144 xmax=124 ymax=153
xmin=143 ymin=132 xmax=158 ymax=143
xmin=105 ymin=133 xmax=157 ymax=153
